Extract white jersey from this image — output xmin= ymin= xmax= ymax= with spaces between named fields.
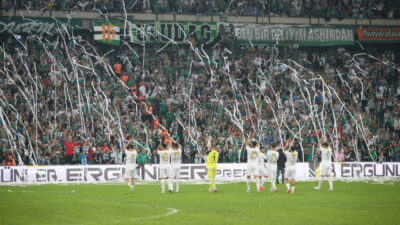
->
xmin=158 ymin=149 xmax=171 ymax=167
xmin=257 ymin=152 xmax=268 ymax=176
xmin=285 ymin=151 xmax=298 ymax=166
xmin=320 ymin=146 xmax=333 ymax=164
xmin=267 ymin=149 xmax=279 ymax=164
xmin=170 ymin=148 xmax=182 ymax=166
xmin=246 ymin=146 xmax=260 ymax=165
xmin=125 ymin=150 xmax=138 ymax=168
xmin=258 ymin=152 xmax=267 ymax=167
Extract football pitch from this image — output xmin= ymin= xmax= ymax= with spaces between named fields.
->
xmin=0 ymin=181 xmax=399 ymax=225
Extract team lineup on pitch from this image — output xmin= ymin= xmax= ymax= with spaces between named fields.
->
xmin=123 ymin=135 xmax=337 ymax=193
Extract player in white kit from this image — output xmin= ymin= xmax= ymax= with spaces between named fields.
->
xmin=158 ymin=140 xmax=172 ymax=193
xmin=314 ymin=138 xmax=334 ymax=191
xmin=284 ymin=147 xmax=298 ymax=193
xmin=267 ymin=144 xmax=279 ymax=192
xmin=246 ymin=139 xmax=261 ymax=192
xmin=170 ymin=142 xmax=182 ymax=192
xmin=257 ymin=146 xmax=268 ymax=191
xmin=124 ymin=137 xmax=138 ymax=192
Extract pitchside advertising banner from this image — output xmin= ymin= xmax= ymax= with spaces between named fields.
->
xmin=357 ymin=26 xmax=400 ymax=43
xmin=128 ymin=21 xmax=218 ymax=44
xmin=222 ymin=23 xmax=355 ymax=46
xmin=0 ymin=17 xmax=82 ymax=34
xmin=1 ymin=163 xmax=399 ymax=184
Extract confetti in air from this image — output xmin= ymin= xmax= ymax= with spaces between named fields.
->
xmin=0 ymin=1 xmax=399 ymax=167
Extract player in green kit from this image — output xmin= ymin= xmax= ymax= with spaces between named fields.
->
xmin=206 ymin=141 xmax=219 ymax=192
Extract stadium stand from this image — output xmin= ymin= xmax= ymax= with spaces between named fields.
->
xmin=0 ymin=1 xmax=399 ymax=166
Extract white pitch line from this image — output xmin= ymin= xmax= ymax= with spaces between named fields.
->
xmin=80 ymin=204 xmax=179 ymax=225
xmin=130 ymin=206 xmax=179 ymax=221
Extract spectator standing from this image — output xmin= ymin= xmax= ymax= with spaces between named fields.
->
xmin=194 ymin=151 xmax=204 ymax=163
xmin=150 ymin=149 xmax=160 ymax=164
xmin=80 ymin=150 xmax=88 ymax=165
xmin=5 ymin=149 xmax=16 ymax=166
xmin=88 ymin=145 xmax=95 ymax=164
xmin=336 ymin=148 xmax=345 ymax=162
xmin=228 ymin=147 xmax=238 ymax=163
xmin=276 ymin=148 xmax=286 ymax=184
xmin=63 ymin=139 xmax=79 ymax=164
xmin=114 ymin=61 xmax=122 ymax=76
xmin=137 ymin=149 xmax=151 ymax=180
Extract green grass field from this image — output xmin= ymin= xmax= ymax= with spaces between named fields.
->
xmin=0 ymin=181 xmax=399 ymax=225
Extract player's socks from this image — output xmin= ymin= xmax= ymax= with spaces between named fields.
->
xmin=246 ymin=178 xmax=251 ymax=191
xmin=260 ymin=177 xmax=265 ymax=187
xmin=285 ymin=183 xmax=290 ymax=190
xmin=269 ymin=178 xmax=274 ymax=191
xmin=161 ymin=179 xmax=165 ymax=193
xmin=328 ymin=177 xmax=333 ymax=191
xmin=168 ymin=179 xmax=173 ymax=192
xmin=175 ymin=180 xmax=180 ymax=192
xmin=271 ymin=182 xmax=277 ymax=192
xmin=210 ymin=178 xmax=215 ymax=191
xmin=291 ymin=186 xmax=295 ymax=193
xmin=256 ymin=178 xmax=261 ymax=191
xmin=315 ymin=177 xmax=323 ymax=190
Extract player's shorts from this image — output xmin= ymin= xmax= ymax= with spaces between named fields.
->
xmin=170 ymin=165 xmax=180 ymax=179
xmin=319 ymin=163 xmax=333 ymax=177
xmin=159 ymin=165 xmax=171 ymax=179
xmin=268 ymin=164 xmax=277 ymax=180
xmin=207 ymin=167 xmax=217 ymax=179
xmin=246 ymin=164 xmax=258 ymax=176
xmin=124 ymin=166 xmax=137 ymax=179
xmin=285 ymin=165 xmax=296 ymax=179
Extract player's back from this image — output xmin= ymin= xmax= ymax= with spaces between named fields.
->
xmin=267 ymin=149 xmax=279 ymax=164
xmin=158 ymin=149 xmax=171 ymax=167
xmin=246 ymin=146 xmax=260 ymax=165
xmin=170 ymin=148 xmax=182 ymax=166
xmin=258 ymin=152 xmax=267 ymax=167
xmin=125 ymin=150 xmax=138 ymax=166
xmin=320 ymin=146 xmax=332 ymax=164
xmin=206 ymin=150 xmax=219 ymax=169
xmin=285 ymin=151 xmax=298 ymax=166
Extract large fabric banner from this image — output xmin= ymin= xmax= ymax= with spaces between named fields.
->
xmin=129 ymin=21 xmax=218 ymax=44
xmin=357 ymin=27 xmax=400 ymax=43
xmin=0 ymin=17 xmax=82 ymax=34
xmin=221 ymin=23 xmax=354 ymax=46
xmin=92 ymin=20 xmax=121 ymax=46
xmin=1 ymin=162 xmax=399 ymax=184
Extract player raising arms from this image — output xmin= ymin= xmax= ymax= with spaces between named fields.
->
xmin=158 ymin=139 xmax=172 ymax=193
xmin=284 ymin=146 xmax=298 ymax=194
xmin=170 ymin=142 xmax=182 ymax=192
xmin=267 ymin=143 xmax=279 ymax=192
xmin=124 ymin=136 xmax=138 ymax=192
xmin=314 ymin=138 xmax=334 ymax=191
xmin=245 ymin=137 xmax=261 ymax=192
xmin=206 ymin=140 xmax=219 ymax=192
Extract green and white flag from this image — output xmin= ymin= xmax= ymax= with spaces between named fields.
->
xmin=93 ymin=20 xmax=121 ymax=46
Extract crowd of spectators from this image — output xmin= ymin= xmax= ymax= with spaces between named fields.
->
xmin=2 ymin=0 xmax=400 ymax=19
xmin=0 ymin=31 xmax=399 ymax=166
